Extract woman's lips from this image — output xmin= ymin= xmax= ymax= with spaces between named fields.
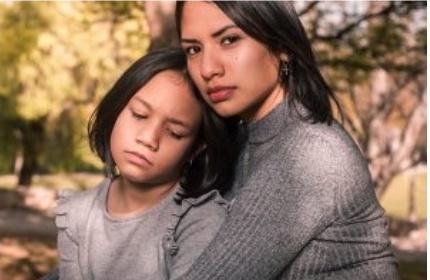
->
xmin=207 ymin=86 xmax=235 ymax=103
xmin=124 ymin=151 xmax=153 ymax=167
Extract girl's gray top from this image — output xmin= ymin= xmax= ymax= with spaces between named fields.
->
xmin=180 ymin=100 xmax=399 ymax=280
xmin=55 ymin=179 xmax=227 ymax=280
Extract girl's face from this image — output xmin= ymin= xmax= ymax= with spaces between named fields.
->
xmin=110 ymin=70 xmax=202 ymax=186
xmin=180 ymin=2 xmax=285 ymax=122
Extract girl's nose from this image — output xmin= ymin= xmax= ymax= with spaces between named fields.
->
xmin=135 ymin=123 xmax=160 ymax=152
xmin=200 ymin=49 xmax=224 ymax=82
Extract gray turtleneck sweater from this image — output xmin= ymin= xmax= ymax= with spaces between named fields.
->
xmin=180 ymin=100 xmax=398 ymax=279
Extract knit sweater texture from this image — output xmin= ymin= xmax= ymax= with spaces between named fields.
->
xmin=180 ymin=100 xmax=398 ymax=280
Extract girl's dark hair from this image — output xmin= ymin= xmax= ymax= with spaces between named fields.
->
xmin=176 ymin=1 xmax=341 ymax=124
xmin=88 ymin=48 xmax=235 ymax=197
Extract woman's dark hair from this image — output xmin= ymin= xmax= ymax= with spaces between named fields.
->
xmin=88 ymin=48 xmax=235 ymax=197
xmin=176 ymin=1 xmax=341 ymax=124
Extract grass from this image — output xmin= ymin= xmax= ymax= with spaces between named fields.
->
xmin=398 ymin=261 xmax=427 ymax=280
xmin=0 ymin=172 xmax=103 ymax=191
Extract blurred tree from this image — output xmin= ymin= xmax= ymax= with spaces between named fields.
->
xmin=0 ymin=2 xmax=150 ymax=186
xmin=300 ymin=1 xmax=426 ymax=197
xmin=144 ymin=2 xmax=178 ymax=50
xmin=0 ymin=2 xmax=49 ymax=185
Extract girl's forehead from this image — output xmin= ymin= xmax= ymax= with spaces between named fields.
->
xmin=130 ymin=71 xmax=200 ymax=117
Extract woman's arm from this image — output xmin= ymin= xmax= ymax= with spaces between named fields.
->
xmin=179 ymin=130 xmax=374 ymax=279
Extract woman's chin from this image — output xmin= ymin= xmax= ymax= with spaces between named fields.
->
xmin=210 ymin=102 xmax=243 ymax=118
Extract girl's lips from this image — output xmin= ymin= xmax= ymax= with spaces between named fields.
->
xmin=207 ymin=87 xmax=235 ymax=103
xmin=124 ymin=151 xmax=153 ymax=167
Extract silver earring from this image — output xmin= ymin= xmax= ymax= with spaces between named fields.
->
xmin=280 ymin=61 xmax=289 ymax=78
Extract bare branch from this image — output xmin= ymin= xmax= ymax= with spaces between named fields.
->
xmin=298 ymin=1 xmax=319 ymax=17
xmin=314 ymin=2 xmax=396 ymax=41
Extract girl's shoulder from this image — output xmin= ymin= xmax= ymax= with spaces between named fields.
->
xmin=55 ymin=179 xmax=108 ymax=239
xmin=163 ymin=188 xmax=228 ymax=278
xmin=166 ymin=188 xmax=228 ymax=245
xmin=170 ymin=188 xmax=228 ymax=232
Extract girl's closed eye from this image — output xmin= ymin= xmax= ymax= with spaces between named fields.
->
xmin=166 ymin=128 xmax=184 ymax=140
xmin=130 ymin=109 xmax=148 ymax=120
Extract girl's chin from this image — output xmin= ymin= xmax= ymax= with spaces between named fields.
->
xmin=117 ymin=168 xmax=152 ymax=185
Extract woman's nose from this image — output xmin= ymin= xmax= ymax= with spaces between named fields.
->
xmin=135 ymin=123 xmax=160 ymax=152
xmin=200 ymin=49 xmax=224 ymax=82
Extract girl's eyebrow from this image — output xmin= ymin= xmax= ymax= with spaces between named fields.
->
xmin=134 ymin=96 xmax=191 ymax=130
xmin=181 ymin=24 xmax=237 ymax=43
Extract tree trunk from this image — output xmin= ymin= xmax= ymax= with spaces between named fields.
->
xmin=17 ymin=119 xmax=45 ymax=187
xmin=144 ymin=2 xmax=177 ymax=50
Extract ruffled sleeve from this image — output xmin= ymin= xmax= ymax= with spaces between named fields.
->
xmin=55 ymin=189 xmax=82 ymax=280
xmin=162 ymin=188 xmax=228 ymax=280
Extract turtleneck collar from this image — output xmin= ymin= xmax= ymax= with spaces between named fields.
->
xmin=241 ymin=99 xmax=289 ymax=144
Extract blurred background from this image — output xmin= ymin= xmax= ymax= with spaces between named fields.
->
xmin=0 ymin=1 xmax=426 ymax=279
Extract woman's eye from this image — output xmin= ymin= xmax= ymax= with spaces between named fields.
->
xmin=184 ymin=45 xmax=200 ymax=56
xmin=221 ymin=35 xmax=240 ymax=46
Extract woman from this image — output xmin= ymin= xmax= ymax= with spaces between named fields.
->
xmin=176 ymin=1 xmax=398 ymax=279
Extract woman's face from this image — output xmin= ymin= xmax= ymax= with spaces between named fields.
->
xmin=180 ymin=2 xmax=285 ymax=122
xmin=110 ymin=70 xmax=202 ymax=186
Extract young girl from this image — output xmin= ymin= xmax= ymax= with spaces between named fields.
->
xmin=176 ymin=1 xmax=398 ymax=279
xmin=55 ymin=48 xmax=232 ymax=280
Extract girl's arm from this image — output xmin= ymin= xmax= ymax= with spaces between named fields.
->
xmin=179 ymin=131 xmax=379 ymax=279
xmin=56 ymin=225 xmax=81 ymax=279
xmin=56 ymin=200 xmax=82 ymax=280
xmin=55 ymin=188 xmax=98 ymax=280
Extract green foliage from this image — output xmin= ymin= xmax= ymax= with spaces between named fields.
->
xmin=0 ymin=2 xmax=150 ymax=174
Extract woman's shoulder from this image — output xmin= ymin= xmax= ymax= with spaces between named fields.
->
xmin=281 ymin=118 xmax=366 ymax=165
xmin=280 ymin=119 xmax=374 ymax=197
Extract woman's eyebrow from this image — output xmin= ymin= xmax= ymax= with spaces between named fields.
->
xmin=211 ymin=24 xmax=237 ymax=38
xmin=181 ymin=24 xmax=237 ymax=43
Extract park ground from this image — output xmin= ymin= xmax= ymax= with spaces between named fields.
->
xmin=0 ymin=172 xmax=426 ymax=280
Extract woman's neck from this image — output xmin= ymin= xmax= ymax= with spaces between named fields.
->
xmin=241 ymin=84 xmax=286 ymax=123
xmin=107 ymin=177 xmax=177 ymax=217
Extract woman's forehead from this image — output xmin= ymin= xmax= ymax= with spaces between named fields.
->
xmin=180 ymin=2 xmax=235 ymax=38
